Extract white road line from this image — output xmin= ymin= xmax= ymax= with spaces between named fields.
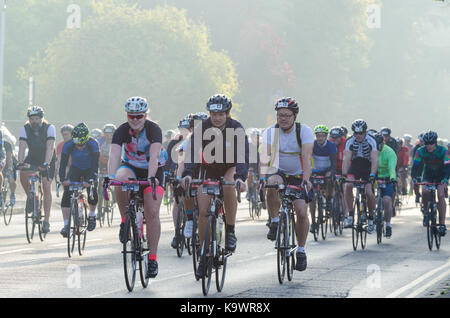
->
xmin=51 ymin=238 xmax=103 ymax=248
xmin=405 ymin=268 xmax=450 ymax=298
xmin=0 ymin=248 xmax=34 ymax=255
xmin=386 ymin=259 xmax=450 ymax=298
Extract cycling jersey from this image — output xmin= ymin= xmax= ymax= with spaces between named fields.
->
xmin=312 ymin=140 xmax=337 ymax=174
xmin=19 ymin=122 xmax=56 ymax=166
xmin=262 ymin=123 xmax=314 ymax=176
xmin=112 ymin=120 xmax=163 ymax=170
xmin=183 ymin=118 xmax=249 ymax=181
xmin=329 ymin=137 xmax=346 ymax=173
xmin=396 ymin=145 xmax=409 ymax=170
xmin=412 ymin=145 xmax=450 ymax=182
xmin=377 ymin=145 xmax=397 ymax=180
xmin=59 ymin=138 xmax=99 ymax=181
xmin=345 ymin=134 xmax=377 ymax=163
xmin=97 ymin=137 xmax=111 ymax=165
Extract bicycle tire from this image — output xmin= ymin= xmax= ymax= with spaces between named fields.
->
xmin=78 ymin=201 xmax=88 ymax=256
xmin=215 ymin=205 xmax=227 ymax=293
xmin=277 ymin=213 xmax=286 ymax=284
xmin=360 ymin=200 xmax=367 ymax=250
xmin=425 ymin=203 xmax=433 ymax=251
xmin=123 ymin=211 xmax=137 ymax=292
xmin=139 ymin=237 xmax=150 ymax=288
xmin=176 ymin=203 xmax=185 ymax=258
xmin=191 ymin=210 xmax=200 ymax=281
xmin=3 ymin=203 xmax=13 ymax=226
xmin=312 ymin=196 xmax=319 ymax=242
xmin=201 ymin=215 xmax=214 ymax=296
xmin=352 ymin=201 xmax=359 ymax=251
xmin=376 ymin=197 xmax=383 ymax=245
xmin=67 ymin=199 xmax=77 ymax=258
xmin=319 ymin=197 xmax=327 ymax=241
xmin=287 ymin=211 xmax=295 ymax=282
xmin=107 ymin=188 xmax=115 ymax=227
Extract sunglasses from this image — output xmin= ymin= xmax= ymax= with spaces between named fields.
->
xmin=354 ymin=132 xmax=365 ymax=136
xmin=127 ymin=114 xmax=145 ymax=120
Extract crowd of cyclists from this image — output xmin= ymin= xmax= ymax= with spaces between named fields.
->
xmin=0 ymin=95 xmax=449 ymax=284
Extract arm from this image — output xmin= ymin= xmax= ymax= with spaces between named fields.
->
xmin=370 ymin=150 xmax=379 ymax=175
xmin=302 ymin=143 xmax=313 ymax=184
xmin=108 ymin=144 xmax=122 ymax=177
xmin=59 ymin=152 xmax=70 ymax=182
xmin=147 ymin=143 xmax=161 ymax=180
xmin=342 ymin=150 xmax=352 ymax=176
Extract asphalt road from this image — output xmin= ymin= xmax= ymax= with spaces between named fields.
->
xmin=0 ymin=193 xmax=449 ymax=299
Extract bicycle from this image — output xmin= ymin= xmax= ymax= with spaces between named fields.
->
xmin=104 ymin=178 xmax=157 ymax=292
xmin=265 ymin=183 xmax=310 ymax=284
xmin=163 ymin=171 xmax=175 ymax=215
xmin=344 ymin=179 xmax=369 ymax=251
xmin=331 ymin=175 xmax=344 ymax=236
xmin=19 ymin=165 xmax=47 ymax=244
xmin=185 ymin=179 xmax=201 ymax=280
xmin=171 ymin=178 xmax=192 ymax=258
xmin=416 ymin=181 xmax=445 ymax=251
xmin=1 ymin=169 xmax=14 ymax=225
xmin=97 ymin=172 xmax=115 ymax=227
xmin=247 ymin=171 xmax=263 ymax=220
xmin=64 ymin=180 xmax=94 ymax=258
xmin=374 ymin=179 xmax=393 ymax=245
xmin=310 ymin=174 xmax=331 ymax=241
xmin=193 ymin=178 xmax=239 ymax=296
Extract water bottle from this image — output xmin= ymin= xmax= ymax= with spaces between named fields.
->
xmin=216 ymin=212 xmax=224 ymax=246
xmin=136 ymin=210 xmax=144 ymax=240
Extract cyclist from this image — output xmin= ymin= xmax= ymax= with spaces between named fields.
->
xmin=396 ymin=138 xmax=410 ymax=195
xmin=380 ymin=127 xmax=399 ymax=153
xmin=0 ymin=129 xmax=6 ymax=206
xmin=17 ymin=106 xmax=56 ymax=234
xmin=341 ymin=126 xmax=348 ymax=139
xmin=246 ymin=128 xmax=261 ymax=202
xmin=373 ymin=133 xmax=397 ymax=238
xmin=181 ymin=94 xmax=248 ymax=278
xmin=97 ymin=124 xmax=116 ymax=217
xmin=163 ymin=130 xmax=176 ymax=150
xmin=329 ymin=126 xmax=347 ymax=219
xmin=105 ymin=96 xmax=164 ymax=279
xmin=411 ymin=131 xmax=449 ymax=236
xmin=59 ymin=123 xmax=99 ymax=237
xmin=56 ymin=124 xmax=74 ymax=185
xmin=260 ymin=97 xmax=313 ymax=272
xmin=1 ymin=124 xmax=16 ymax=206
xmin=404 ymin=134 xmax=413 ymax=155
xmin=309 ymin=125 xmax=337 ymax=233
xmin=342 ymin=119 xmax=378 ymax=233
xmin=91 ymin=128 xmax=103 ymax=140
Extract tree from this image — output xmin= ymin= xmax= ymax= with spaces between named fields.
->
xmin=21 ymin=3 xmax=238 ymax=129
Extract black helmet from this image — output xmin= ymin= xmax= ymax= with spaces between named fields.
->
xmin=206 ymin=94 xmax=232 ymax=112
xmin=72 ymin=123 xmax=90 ymax=145
xmin=351 ymin=119 xmax=368 ymax=133
xmin=275 ymin=97 xmax=299 ymax=115
xmin=329 ymin=127 xmax=344 ymax=138
xmin=423 ymin=130 xmax=438 ymax=145
xmin=367 ymin=129 xmax=378 ymax=137
xmin=381 ymin=127 xmax=392 ymax=136
xmin=27 ymin=105 xmax=44 ymax=118
xmin=341 ymin=126 xmax=348 ymax=137
xmin=374 ymin=133 xmax=384 ymax=151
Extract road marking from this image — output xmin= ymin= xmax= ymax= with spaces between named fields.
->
xmin=386 ymin=259 xmax=450 ymax=298
xmin=405 ymin=268 xmax=450 ymax=298
xmin=0 ymin=248 xmax=34 ymax=255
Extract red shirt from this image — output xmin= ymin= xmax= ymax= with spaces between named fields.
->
xmin=57 ymin=141 xmax=71 ymax=166
xmin=329 ymin=137 xmax=346 ymax=173
xmin=396 ymin=145 xmax=409 ymax=169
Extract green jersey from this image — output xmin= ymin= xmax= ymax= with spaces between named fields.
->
xmin=377 ymin=145 xmax=397 ymax=180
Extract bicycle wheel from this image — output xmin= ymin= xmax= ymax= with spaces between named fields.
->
xmin=123 ymin=211 xmax=137 ymax=292
xmin=176 ymin=203 xmax=185 ymax=258
xmin=201 ymin=216 xmax=214 ymax=296
xmin=191 ymin=210 xmax=200 ymax=281
xmin=67 ymin=199 xmax=77 ymax=258
xmin=2 ymin=187 xmax=11 ymax=226
xmin=78 ymin=201 xmax=88 ymax=256
xmin=25 ymin=195 xmax=36 ymax=243
xmin=425 ymin=203 xmax=433 ymax=251
xmin=215 ymin=246 xmax=228 ymax=292
xmin=376 ymin=199 xmax=383 ymax=245
xmin=287 ymin=211 xmax=296 ymax=282
xmin=107 ymin=188 xmax=115 ymax=227
xmin=139 ymin=232 xmax=150 ymax=288
xmin=352 ymin=201 xmax=359 ymax=251
xmin=332 ymin=194 xmax=340 ymax=236
xmin=312 ymin=197 xmax=319 ymax=242
xmin=277 ymin=213 xmax=286 ymax=284
xmin=319 ymin=198 xmax=327 ymax=241
xmin=36 ymin=193 xmax=46 ymax=242
xmin=360 ymin=201 xmax=367 ymax=250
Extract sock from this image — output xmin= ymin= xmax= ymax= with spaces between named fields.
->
xmin=386 ymin=222 xmax=391 ymax=227
xmin=89 ymin=210 xmax=96 ymax=217
xmin=297 ymin=246 xmax=305 ymax=253
xmin=185 ymin=210 xmax=193 ymax=221
xmin=64 ymin=219 xmax=69 ymax=226
xmin=271 ymin=217 xmax=279 ymax=223
xmin=148 ymin=254 xmax=157 ymax=261
xmin=226 ymin=224 xmax=235 ymax=234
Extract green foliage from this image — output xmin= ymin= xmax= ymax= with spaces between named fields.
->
xmin=20 ymin=4 xmax=238 ymax=128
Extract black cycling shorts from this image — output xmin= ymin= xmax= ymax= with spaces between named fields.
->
xmin=348 ymin=159 xmax=371 ymax=182
xmin=61 ymin=166 xmax=98 ymax=208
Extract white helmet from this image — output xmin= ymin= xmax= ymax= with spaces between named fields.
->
xmin=124 ymin=96 xmax=148 ymax=113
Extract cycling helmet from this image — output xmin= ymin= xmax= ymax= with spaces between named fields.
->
xmin=341 ymin=126 xmax=348 ymax=137
xmin=91 ymin=128 xmax=102 ymax=139
xmin=274 ymin=97 xmax=299 ymax=115
xmin=403 ymin=134 xmax=412 ymax=142
xmin=351 ymin=119 xmax=368 ymax=133
xmin=206 ymin=94 xmax=232 ymax=112
xmin=374 ymin=133 xmax=384 ymax=151
xmin=103 ymin=124 xmax=116 ymax=134
xmin=193 ymin=112 xmax=208 ymax=121
xmin=437 ymin=138 xmax=444 ymax=146
xmin=27 ymin=105 xmax=44 ymax=118
xmin=178 ymin=114 xmax=192 ymax=129
xmin=423 ymin=130 xmax=438 ymax=145
xmin=60 ymin=124 xmax=74 ymax=134
xmin=367 ymin=129 xmax=378 ymax=137
xmin=72 ymin=123 xmax=90 ymax=145
xmin=396 ymin=137 xmax=403 ymax=147
xmin=329 ymin=127 xmax=344 ymax=138
xmin=165 ymin=130 xmax=176 ymax=138
xmin=418 ymin=133 xmax=425 ymax=142
xmin=314 ymin=125 xmax=329 ymax=134
xmin=380 ymin=127 xmax=391 ymax=136
xmin=125 ymin=96 xmax=148 ymax=113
